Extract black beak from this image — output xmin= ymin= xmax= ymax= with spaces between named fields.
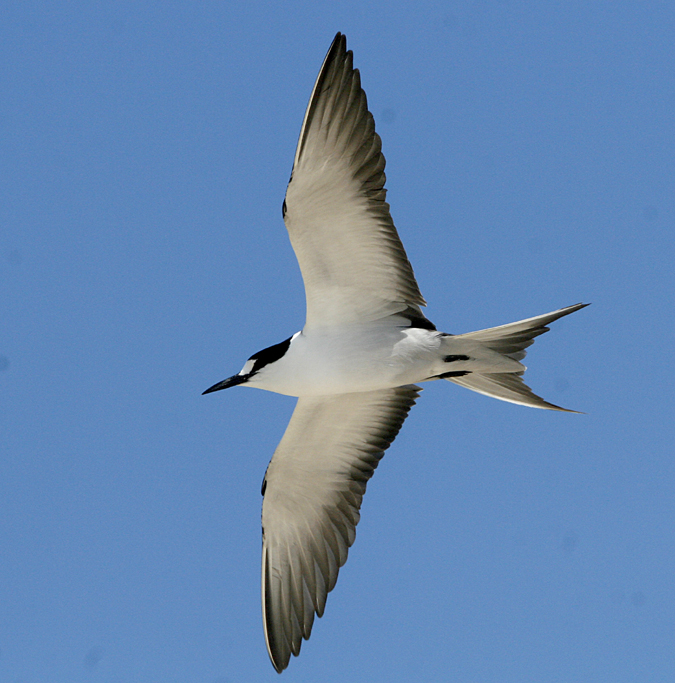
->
xmin=202 ymin=374 xmax=248 ymax=395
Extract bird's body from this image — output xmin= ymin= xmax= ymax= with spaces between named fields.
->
xmin=203 ymin=33 xmax=587 ymax=673
xmin=242 ymin=320 xmax=556 ymax=398
xmin=245 ymin=325 xmax=438 ymax=396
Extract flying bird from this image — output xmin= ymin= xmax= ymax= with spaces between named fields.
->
xmin=203 ymin=32 xmax=587 ymax=673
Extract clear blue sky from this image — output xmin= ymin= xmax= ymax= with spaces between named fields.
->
xmin=2 ymin=2 xmax=674 ymax=682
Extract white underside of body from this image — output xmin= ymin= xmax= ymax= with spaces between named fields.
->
xmin=242 ymin=323 xmax=525 ymax=397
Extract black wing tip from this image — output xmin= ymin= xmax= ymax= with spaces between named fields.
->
xmin=327 ymin=32 xmax=349 ymax=65
xmin=552 ymin=302 xmax=590 ymax=322
xmin=265 ymin=625 xmax=292 ymax=673
xmin=262 ymin=547 xmax=292 ymax=673
xmin=563 ymin=302 xmax=590 ymax=314
xmin=270 ymin=654 xmax=285 ymax=674
xmin=323 ymin=33 xmax=344 ymax=63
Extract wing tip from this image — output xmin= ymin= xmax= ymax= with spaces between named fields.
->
xmin=330 ymin=31 xmax=346 ymax=52
xmin=262 ymin=543 xmax=292 ymax=673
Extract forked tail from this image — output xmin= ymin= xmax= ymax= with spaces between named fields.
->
xmin=444 ymin=303 xmax=588 ymax=412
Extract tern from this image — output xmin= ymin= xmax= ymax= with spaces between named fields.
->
xmin=203 ymin=32 xmax=587 ymax=673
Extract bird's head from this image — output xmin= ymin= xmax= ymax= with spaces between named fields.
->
xmin=202 ymin=335 xmax=293 ymax=395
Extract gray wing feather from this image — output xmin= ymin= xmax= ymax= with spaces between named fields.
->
xmin=284 ymin=33 xmax=431 ymax=328
xmin=261 ymin=385 xmax=421 ymax=672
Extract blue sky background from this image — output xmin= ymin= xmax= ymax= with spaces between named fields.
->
xmin=2 ymin=2 xmax=674 ymax=682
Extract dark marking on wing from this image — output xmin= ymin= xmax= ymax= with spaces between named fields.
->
xmin=444 ymin=354 xmax=470 ymax=362
xmin=408 ymin=315 xmax=437 ymax=331
xmin=435 ymin=370 xmax=471 ymax=379
xmin=282 ymin=199 xmax=287 ymax=218
xmin=261 ymin=476 xmax=267 ymax=496
xmin=397 ymin=307 xmax=436 ymax=330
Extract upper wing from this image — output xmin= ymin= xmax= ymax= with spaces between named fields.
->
xmin=283 ymin=33 xmax=432 ymax=330
xmin=261 ymin=385 xmax=421 ymax=672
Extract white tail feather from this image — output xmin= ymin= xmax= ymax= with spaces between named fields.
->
xmin=444 ymin=303 xmax=588 ymax=411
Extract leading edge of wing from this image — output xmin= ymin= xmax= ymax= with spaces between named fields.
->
xmin=283 ymin=33 xmax=431 ymax=329
xmin=261 ymin=384 xmax=421 ymax=672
